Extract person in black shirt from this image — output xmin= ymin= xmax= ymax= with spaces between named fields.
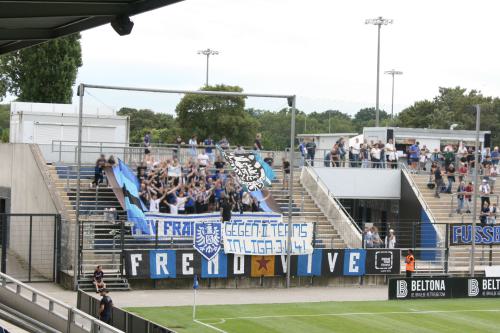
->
xmin=92 ymin=154 xmax=106 ymax=187
xmin=93 ymin=265 xmax=105 ymax=293
xmin=434 ymin=166 xmax=444 ymax=198
xmin=306 ymin=139 xmax=317 ymax=166
xmin=98 ymin=289 xmax=113 ymax=324
xmin=263 ymin=153 xmax=274 ymax=167
xmin=254 ymin=133 xmax=263 ymax=151
xmin=220 ymin=194 xmax=232 ymax=222
xmin=282 ymin=158 xmax=291 ymax=188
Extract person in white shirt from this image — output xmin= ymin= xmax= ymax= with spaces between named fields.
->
xmin=198 ymin=152 xmax=210 ymax=168
xmin=370 ymin=144 xmax=382 ymax=168
xmin=385 ymin=229 xmax=396 ymax=248
xmin=385 ymin=139 xmax=397 ymax=169
xmin=148 ymin=191 xmax=167 ymax=213
xmin=351 ymin=138 xmax=360 ymax=167
xmin=480 ymin=178 xmax=491 ymax=207
xmin=189 ymin=135 xmax=197 ymax=157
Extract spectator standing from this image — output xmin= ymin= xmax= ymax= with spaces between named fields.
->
xmin=189 ymin=135 xmax=198 ymax=158
xmin=351 ymin=138 xmax=361 ymax=167
xmin=254 ymin=133 xmax=264 ymax=151
xmin=420 ymin=145 xmax=429 ymax=171
xmin=361 ymin=144 xmax=370 ymax=168
xmin=306 ymin=139 xmax=317 ymax=166
xmin=98 ymin=289 xmax=113 ymax=324
xmin=282 ymin=157 xmax=291 ymax=188
xmin=385 ymin=229 xmax=396 ymax=249
xmin=457 ymin=142 xmax=468 ymax=163
xmin=143 ymin=131 xmax=152 ymax=162
xmin=489 ymin=203 xmax=498 ymax=225
xmin=456 ymin=181 xmax=466 ymax=214
xmin=465 ymin=181 xmax=473 ymax=213
xmin=364 ymin=226 xmax=374 ymax=248
xmin=480 ymin=178 xmax=491 ymax=206
xmin=370 ymin=143 xmax=382 ymax=168
xmin=197 ymin=150 xmax=210 ymax=170
xmin=490 ymin=164 xmax=498 ymax=194
xmin=323 ymin=151 xmax=331 ymax=167
xmin=299 ymin=140 xmax=307 ymax=166
xmin=372 ymin=226 xmax=383 ymax=248
xmin=491 ymin=146 xmax=500 ymax=166
xmin=204 ymin=136 xmax=215 ymax=164
xmin=173 ymin=135 xmax=182 ymax=159
xmin=434 ymin=165 xmax=444 ymax=198
xmin=220 ymin=194 xmax=232 ymax=222
xmin=338 ymin=138 xmax=346 ymax=167
xmin=408 ymin=141 xmax=420 ymax=173
xmin=480 ymin=201 xmax=490 ymax=225
xmin=405 ymin=249 xmax=415 ymax=277
xmin=330 ymin=144 xmax=340 ymax=167
xmin=458 ymin=162 xmax=468 ymax=183
xmin=378 ymin=140 xmax=385 ymax=168
xmin=446 ymin=163 xmax=456 ymax=193
xmin=443 ymin=145 xmax=455 ymax=168
xmin=385 ymin=139 xmax=397 ymax=169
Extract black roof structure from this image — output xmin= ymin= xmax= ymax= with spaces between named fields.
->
xmin=0 ymin=0 xmax=183 ymax=54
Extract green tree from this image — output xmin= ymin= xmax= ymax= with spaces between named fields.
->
xmin=353 ymin=107 xmax=390 ymax=131
xmin=0 ymin=34 xmax=82 ymax=103
xmin=117 ymin=107 xmax=179 ymax=143
xmin=0 ymin=104 xmax=9 ymax=142
xmin=396 ymin=87 xmax=500 ymax=146
xmin=175 ymin=85 xmax=258 ymax=145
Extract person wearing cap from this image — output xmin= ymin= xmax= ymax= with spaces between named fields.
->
xmin=385 ymin=229 xmax=396 ymax=249
xmin=98 ymin=288 xmax=113 ymax=324
xmin=480 ymin=178 xmax=491 ymax=207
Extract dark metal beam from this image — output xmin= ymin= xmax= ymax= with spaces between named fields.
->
xmin=0 ymin=2 xmax=130 ymax=18
xmin=0 ymin=40 xmax=45 ymax=54
xmin=0 ymin=29 xmax=54 ymax=41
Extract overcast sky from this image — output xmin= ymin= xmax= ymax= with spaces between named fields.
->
xmin=75 ymin=0 xmax=500 ymax=116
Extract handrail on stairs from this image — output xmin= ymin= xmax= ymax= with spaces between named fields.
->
xmin=400 ymin=163 xmax=444 ymax=245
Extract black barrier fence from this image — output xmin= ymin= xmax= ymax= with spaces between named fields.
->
xmin=389 ymin=277 xmax=500 ymax=300
xmin=77 ymin=290 xmax=176 ymax=333
xmin=0 ymin=213 xmax=60 ymax=282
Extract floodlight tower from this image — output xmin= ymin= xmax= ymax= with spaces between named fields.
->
xmin=197 ymin=48 xmax=219 ymax=86
xmin=365 ymin=17 xmax=393 ymax=126
xmin=384 ymin=69 xmax=403 ymax=119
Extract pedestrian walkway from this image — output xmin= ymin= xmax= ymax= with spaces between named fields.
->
xmin=29 ymin=283 xmax=387 ymax=308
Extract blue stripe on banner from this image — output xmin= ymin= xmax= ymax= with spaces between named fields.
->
xmin=119 ymin=159 xmax=140 ymax=191
xmin=201 ymin=252 xmax=227 ymax=278
xmin=297 ymin=249 xmax=323 ymax=276
xmin=343 ymin=249 xmax=366 ymax=276
xmin=250 ymin=191 xmax=272 ymax=212
xmin=126 ymin=198 xmax=150 ymax=234
xmin=149 ymin=250 xmax=176 ymax=279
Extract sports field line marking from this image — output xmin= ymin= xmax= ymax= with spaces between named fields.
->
xmin=194 ymin=319 xmax=228 ymax=333
xmin=199 ymin=308 xmax=500 ymax=321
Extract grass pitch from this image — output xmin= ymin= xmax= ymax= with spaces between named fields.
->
xmin=127 ymin=298 xmax=500 ymax=333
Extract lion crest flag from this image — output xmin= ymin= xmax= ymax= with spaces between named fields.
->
xmin=193 ymin=222 xmax=222 ymax=260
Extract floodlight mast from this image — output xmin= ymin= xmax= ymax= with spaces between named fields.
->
xmin=365 ymin=17 xmax=393 ymax=126
xmin=197 ymin=48 xmax=219 ymax=86
xmin=384 ymin=69 xmax=403 ymax=118
xmin=75 ymin=83 xmax=297 ymax=290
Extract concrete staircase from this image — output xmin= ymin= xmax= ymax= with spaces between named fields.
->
xmin=270 ymin=169 xmax=346 ymax=249
xmin=409 ymin=172 xmax=499 ymax=273
xmin=47 ymin=164 xmax=130 ymax=291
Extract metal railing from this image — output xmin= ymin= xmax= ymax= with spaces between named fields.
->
xmin=0 ymin=272 xmax=123 ymax=333
xmin=449 ymin=193 xmax=499 ymax=217
xmin=400 ymin=163 xmax=444 ymax=244
xmin=300 ymin=164 xmax=362 ymax=248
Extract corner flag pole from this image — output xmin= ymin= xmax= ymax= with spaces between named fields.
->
xmin=193 ymin=274 xmax=199 ymax=320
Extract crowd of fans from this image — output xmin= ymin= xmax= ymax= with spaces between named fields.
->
xmin=134 ymin=133 xmax=288 ymax=215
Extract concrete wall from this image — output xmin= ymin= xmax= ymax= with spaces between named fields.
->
xmin=313 ymin=167 xmax=401 ymax=199
xmin=0 ymin=144 xmax=59 ymax=279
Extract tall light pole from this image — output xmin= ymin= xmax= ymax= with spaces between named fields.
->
xmin=470 ymin=104 xmax=481 ymax=277
xmin=197 ymin=48 xmax=219 ymax=86
xmin=365 ymin=17 xmax=393 ymax=127
xmin=384 ymin=69 xmax=403 ymax=119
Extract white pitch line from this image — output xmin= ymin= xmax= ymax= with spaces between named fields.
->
xmin=194 ymin=319 xmax=228 ymax=333
xmin=199 ymin=308 xmax=500 ymax=321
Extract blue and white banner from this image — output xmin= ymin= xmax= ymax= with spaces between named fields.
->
xmin=194 ymin=222 xmax=222 ymax=260
xmin=131 ymin=212 xmax=287 ymax=239
xmin=450 ymin=224 xmax=500 ymax=245
xmin=222 ymin=215 xmax=314 ymax=255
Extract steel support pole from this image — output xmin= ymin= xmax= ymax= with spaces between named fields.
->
xmin=286 ymin=96 xmax=296 ymax=288
xmin=470 ymin=105 xmax=481 ymax=276
xmin=390 ymin=73 xmax=395 ymax=119
xmin=375 ymin=24 xmax=381 ymax=127
xmin=205 ymin=54 xmax=209 ymax=86
xmin=74 ymin=83 xmax=84 ymax=290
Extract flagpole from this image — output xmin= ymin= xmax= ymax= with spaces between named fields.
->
xmin=193 ymin=288 xmax=197 ymax=320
